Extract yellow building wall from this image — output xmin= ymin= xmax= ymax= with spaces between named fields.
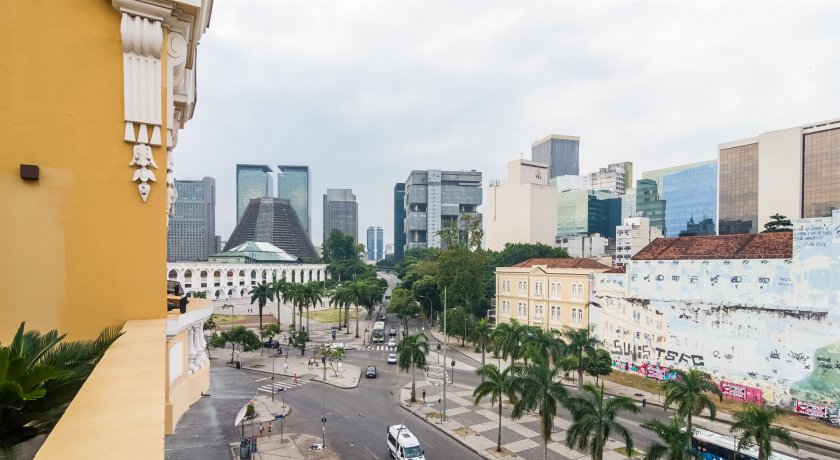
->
xmin=0 ymin=1 xmax=169 ymax=341
xmin=496 ymin=270 xmax=594 ymax=331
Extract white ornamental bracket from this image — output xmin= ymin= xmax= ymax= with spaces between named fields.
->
xmin=120 ymin=12 xmax=163 ymax=202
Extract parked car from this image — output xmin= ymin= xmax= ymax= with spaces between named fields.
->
xmin=379 ymin=313 xmax=386 ymax=321
xmin=389 ymin=328 xmax=397 ymax=337
xmin=366 ymin=365 xmax=377 ymax=378
xmin=263 ymin=339 xmax=280 ymax=349
xmin=388 ymin=338 xmax=397 ymax=348
xmin=387 ymin=353 xmax=397 ymax=364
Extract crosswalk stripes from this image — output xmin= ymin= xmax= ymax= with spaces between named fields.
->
xmin=364 ymin=345 xmax=396 ymax=351
xmin=257 ymin=378 xmax=308 ymax=394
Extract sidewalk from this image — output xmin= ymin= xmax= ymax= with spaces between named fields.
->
xmin=423 ymin=327 xmax=840 ymax=457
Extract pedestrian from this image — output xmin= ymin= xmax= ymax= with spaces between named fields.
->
xmin=293 ymin=373 xmax=297 ymax=384
xmin=267 ymin=422 xmax=272 ymax=435
xmin=283 ymin=362 xmax=288 ymax=374
xmin=422 ymin=389 xmax=426 ymax=403
xmin=258 ymin=422 xmax=264 ymax=436
xmin=307 ymin=359 xmax=311 ymax=369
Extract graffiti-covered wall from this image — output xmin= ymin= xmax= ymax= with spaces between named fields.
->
xmin=591 ymin=210 xmax=840 ymax=408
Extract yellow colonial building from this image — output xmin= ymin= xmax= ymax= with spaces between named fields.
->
xmin=1 ymin=0 xmax=214 ymax=457
xmin=495 ymin=258 xmax=611 ymax=330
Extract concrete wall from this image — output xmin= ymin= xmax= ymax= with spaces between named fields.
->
xmin=592 ymin=211 xmax=840 ymax=408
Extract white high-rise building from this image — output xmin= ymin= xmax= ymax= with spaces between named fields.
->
xmin=550 ymin=175 xmax=591 ymax=192
xmin=589 ymin=162 xmax=633 ymax=195
xmin=485 ymin=159 xmax=558 ymax=251
xmin=615 ymin=216 xmax=662 ymax=266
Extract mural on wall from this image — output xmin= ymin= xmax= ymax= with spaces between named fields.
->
xmin=592 ymin=213 xmax=840 ymax=409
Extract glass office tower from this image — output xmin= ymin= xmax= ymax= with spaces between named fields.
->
xmin=661 ymin=162 xmax=718 ymax=237
xmin=394 ymin=183 xmax=406 ymax=259
xmin=236 ymin=164 xmax=273 ymax=223
xmin=167 ymin=177 xmax=216 ymax=261
xmin=803 ymin=128 xmax=840 ymax=218
xmin=718 ymin=144 xmax=759 ymax=234
xmin=323 ymin=189 xmax=358 ymax=243
xmin=531 ymin=135 xmax=580 ymax=179
xmin=277 ymin=165 xmax=311 ymax=235
xmin=635 ymin=179 xmax=666 ymax=234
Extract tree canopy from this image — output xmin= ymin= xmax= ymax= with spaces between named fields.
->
xmin=762 ymin=214 xmax=793 ymax=233
xmin=321 ymin=229 xmax=359 ymax=262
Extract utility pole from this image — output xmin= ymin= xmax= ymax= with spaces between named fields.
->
xmin=321 ymin=354 xmax=327 ymax=450
xmin=442 ymin=286 xmax=447 ymax=421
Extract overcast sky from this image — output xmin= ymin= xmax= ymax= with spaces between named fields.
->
xmin=174 ymin=0 xmax=840 ymax=246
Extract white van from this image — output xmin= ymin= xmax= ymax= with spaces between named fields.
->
xmin=386 ymin=425 xmax=425 ymax=459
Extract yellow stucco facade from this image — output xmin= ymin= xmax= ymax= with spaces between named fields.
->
xmin=0 ymin=0 xmax=168 ymax=341
xmin=496 ymin=262 xmax=609 ymax=331
xmin=1 ymin=0 xmax=214 ymax=457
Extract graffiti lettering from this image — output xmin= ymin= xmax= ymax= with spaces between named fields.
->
xmin=747 ymin=371 xmax=758 ymax=378
xmin=611 ymin=340 xmax=650 ymax=361
xmin=671 ymin=275 xmax=680 ymax=282
xmin=788 ymin=351 xmax=810 ymax=364
xmin=758 ymin=277 xmax=769 ymax=285
xmin=654 ymin=347 xmax=704 ymax=366
xmin=655 ymin=275 xmax=664 ymax=281
xmin=724 ymin=354 xmax=734 ymax=360
xmin=769 ymin=349 xmax=780 ymax=359
xmin=730 ymin=276 xmax=743 ymax=284
xmin=710 ymin=275 xmax=719 ymax=286
xmin=630 ymin=274 xmax=638 ymax=281
xmin=689 ymin=275 xmax=698 ymax=284
xmin=818 ymin=362 xmax=833 ymax=370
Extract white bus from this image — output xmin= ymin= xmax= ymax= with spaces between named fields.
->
xmin=691 ymin=427 xmax=799 ymax=460
xmin=372 ymin=321 xmax=386 ymax=343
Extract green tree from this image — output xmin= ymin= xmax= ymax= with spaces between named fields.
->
xmin=441 ymin=306 xmax=473 ymax=347
xmin=761 ymin=214 xmax=793 ymax=233
xmin=663 ymin=369 xmax=723 ymax=434
xmin=387 ymin=287 xmax=421 ymax=332
xmin=565 ymin=382 xmax=639 ymax=460
xmin=492 ymin=319 xmax=527 ymax=364
xmin=510 ymin=360 xmax=569 ymax=460
xmin=0 ymin=322 xmax=123 ymax=446
xmin=473 ymin=364 xmax=517 ymax=453
xmin=347 ymin=280 xmax=385 ymax=337
xmin=203 ymin=316 xmax=217 ymax=332
xmin=192 ymin=291 xmax=207 ymax=299
xmin=494 ymin=242 xmax=569 ymax=267
xmin=209 ymin=326 xmax=261 ymax=363
xmin=395 ymin=247 xmax=437 ymax=279
xmin=640 ymin=417 xmax=696 ymax=460
xmin=562 ymin=326 xmax=600 ymax=390
xmin=317 ymin=345 xmax=346 ymax=378
xmin=396 ymin=332 xmax=429 ymax=402
xmin=321 ymin=229 xmax=358 ymax=261
xmin=436 ymin=247 xmax=485 ymax=310
xmin=585 ymin=349 xmax=613 ymax=386
xmin=288 ymin=282 xmax=323 ymax=338
xmin=470 ymin=319 xmax=493 ymax=378
xmin=730 ymin=404 xmax=798 ymax=460
xmin=329 ymin=284 xmax=354 ymax=333
xmin=523 ymin=327 xmax=565 ymax=367
xmin=249 ymin=282 xmax=274 ymax=330
xmin=412 ymin=275 xmax=440 ymax=323
xmin=259 ymin=324 xmax=282 ymax=356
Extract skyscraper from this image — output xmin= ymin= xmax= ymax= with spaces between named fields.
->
xmin=661 ymin=162 xmax=717 ymax=237
xmin=531 ymin=134 xmax=580 ymax=178
xmin=277 ymin=165 xmax=310 ymax=236
xmin=376 ymin=226 xmax=384 ymax=260
xmin=323 ymin=189 xmax=358 ymax=243
xmin=589 ymin=162 xmax=633 ymax=195
xmin=167 ymin=177 xmax=216 ymax=261
xmin=404 ymin=169 xmax=482 ymax=250
xmin=394 ymin=183 xmax=406 ymax=259
xmin=236 ymin=164 xmax=273 ymax=222
xmin=718 ymin=118 xmax=840 ymax=234
xmin=366 ymin=226 xmax=384 ymax=260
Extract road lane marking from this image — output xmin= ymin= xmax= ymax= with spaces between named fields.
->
xmin=365 ymin=446 xmax=379 ymax=459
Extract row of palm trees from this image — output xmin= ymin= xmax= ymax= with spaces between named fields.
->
xmin=248 ymin=278 xmax=387 ymax=340
xmin=467 ymin=320 xmax=798 ymax=460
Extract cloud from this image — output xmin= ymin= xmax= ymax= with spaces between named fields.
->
xmin=174 ymin=0 xmax=840 ymax=246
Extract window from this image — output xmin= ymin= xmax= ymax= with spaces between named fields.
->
xmin=501 ymin=301 xmax=510 ymax=314
xmin=518 ymin=302 xmax=527 ymax=316
xmin=571 ymin=308 xmax=583 ymax=325
xmin=633 ymin=311 xmax=641 ymax=324
xmin=535 ymin=282 xmax=543 ymax=296
xmin=571 ymin=283 xmax=584 ymax=299
xmin=550 ymin=305 xmax=560 ymax=321
xmin=534 ymin=304 xmax=543 ymax=318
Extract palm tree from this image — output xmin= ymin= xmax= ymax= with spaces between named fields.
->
xmin=396 ymin=332 xmax=429 ymax=402
xmin=329 ymin=285 xmax=353 ymax=332
xmin=249 ymin=282 xmax=274 ymax=330
xmin=523 ymin=327 xmax=565 ymax=367
xmin=730 ymin=404 xmax=798 ymax=460
xmin=663 ymin=369 xmax=723 ymax=434
xmin=492 ymin=319 xmax=527 ymax=365
xmin=565 ymin=381 xmax=639 ymax=460
xmin=470 ymin=319 xmax=493 ymax=379
xmin=270 ymin=279 xmax=290 ymax=327
xmin=640 ymin=417 xmax=696 ymax=460
xmin=473 ymin=364 xmax=517 ymax=453
xmin=510 ymin=359 xmax=568 ymax=460
xmin=294 ymin=282 xmax=323 ymax=337
xmin=1 ymin=322 xmax=123 ymax=446
xmin=562 ymin=326 xmax=600 ymax=390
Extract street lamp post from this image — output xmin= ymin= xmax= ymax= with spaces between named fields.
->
xmin=271 ymin=346 xmax=277 ymax=401
xmin=321 ymin=355 xmax=327 ymax=450
xmin=442 ymin=287 xmax=447 ymax=421
xmin=450 ymin=359 xmax=456 ymax=385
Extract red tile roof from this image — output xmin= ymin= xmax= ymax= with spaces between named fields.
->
xmin=632 ymin=233 xmax=792 ymax=260
xmin=512 ymin=258 xmax=612 ymax=270
xmin=605 ymin=266 xmax=626 ymax=273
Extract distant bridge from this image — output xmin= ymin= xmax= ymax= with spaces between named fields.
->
xmin=166 ymin=262 xmax=329 ymax=300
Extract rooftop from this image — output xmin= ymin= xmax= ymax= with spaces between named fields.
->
xmin=213 ymin=241 xmax=299 ymax=262
xmin=512 ymin=258 xmax=612 ymax=270
xmin=632 ymin=232 xmax=792 ymax=260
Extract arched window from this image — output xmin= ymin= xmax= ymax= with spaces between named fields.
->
xmin=168 ymin=269 xmax=177 ymax=279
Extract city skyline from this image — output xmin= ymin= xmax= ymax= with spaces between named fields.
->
xmin=172 ymin=1 xmax=839 ymax=245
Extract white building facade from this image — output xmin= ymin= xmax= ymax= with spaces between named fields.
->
xmin=485 ymin=159 xmax=558 ymax=251
xmin=589 ymin=162 xmax=633 ymax=195
xmin=615 ymin=217 xmax=662 ymax=266
xmin=166 ymin=262 xmax=328 ymax=300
